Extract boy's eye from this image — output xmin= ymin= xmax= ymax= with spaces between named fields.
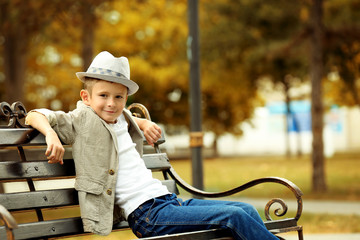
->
xmin=116 ymin=95 xmax=123 ymax=99
xmin=100 ymin=94 xmax=107 ymax=97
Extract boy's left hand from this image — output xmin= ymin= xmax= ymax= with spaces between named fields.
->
xmin=141 ymin=120 xmax=162 ymax=147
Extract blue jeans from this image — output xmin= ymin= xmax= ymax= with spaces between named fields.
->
xmin=127 ymin=193 xmax=278 ymax=240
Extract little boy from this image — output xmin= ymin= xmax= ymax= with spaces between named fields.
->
xmin=26 ymin=51 xmax=278 ymax=240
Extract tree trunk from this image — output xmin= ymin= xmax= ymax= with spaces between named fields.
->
xmin=310 ymin=0 xmax=327 ymax=192
xmin=81 ymin=2 xmax=95 ymax=71
xmin=3 ymin=32 xmax=28 ymax=104
xmin=212 ymin=135 xmax=219 ymax=158
xmin=284 ymin=79 xmax=291 ymax=158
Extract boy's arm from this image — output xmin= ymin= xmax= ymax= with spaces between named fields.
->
xmin=133 ymin=117 xmax=162 ymax=147
xmin=26 ymin=111 xmax=65 ymax=165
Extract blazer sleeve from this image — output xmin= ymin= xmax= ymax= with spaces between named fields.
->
xmin=33 ymin=108 xmax=78 ymax=145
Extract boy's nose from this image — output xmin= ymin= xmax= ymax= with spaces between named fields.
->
xmin=107 ymin=98 xmax=115 ymax=106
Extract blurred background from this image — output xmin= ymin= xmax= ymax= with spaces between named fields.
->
xmin=1 ymin=0 xmax=360 ymax=238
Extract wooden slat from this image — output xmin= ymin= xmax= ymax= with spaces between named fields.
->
xmin=0 ymin=128 xmax=165 ymax=147
xmin=264 ymin=218 xmax=298 ymax=230
xmin=0 ymin=180 xmax=174 ymax=211
xmin=143 ymin=153 xmax=170 ymax=171
xmin=0 ymin=147 xmax=73 ymax=161
xmin=0 ymin=159 xmax=75 ymax=180
xmin=0 ymin=128 xmax=46 ymax=147
xmin=0 ymin=218 xmax=233 ymax=240
xmin=0 ymin=153 xmax=168 ymax=181
xmin=0 ymin=181 xmax=174 ymax=212
xmin=0 ymin=189 xmax=77 ymax=211
xmin=139 ymin=228 xmax=233 ymax=240
xmin=0 ymin=217 xmax=84 ymax=240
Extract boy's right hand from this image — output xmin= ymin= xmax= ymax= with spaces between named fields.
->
xmin=25 ymin=111 xmax=65 ymax=165
xmin=45 ymin=129 xmax=65 ymax=165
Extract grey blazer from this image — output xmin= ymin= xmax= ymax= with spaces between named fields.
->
xmin=45 ymin=101 xmax=143 ymax=235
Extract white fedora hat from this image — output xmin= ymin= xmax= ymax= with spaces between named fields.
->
xmin=76 ymin=51 xmax=139 ymax=95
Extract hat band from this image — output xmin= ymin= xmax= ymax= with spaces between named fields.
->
xmin=88 ymin=67 xmax=127 ymax=79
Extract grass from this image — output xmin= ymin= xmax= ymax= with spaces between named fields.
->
xmin=5 ymin=152 xmax=360 ymax=239
xmin=169 ymin=152 xmax=360 ymax=201
xmin=298 ymin=213 xmax=360 ymax=233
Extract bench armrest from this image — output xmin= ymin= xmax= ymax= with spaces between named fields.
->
xmin=167 ymin=167 xmax=303 ymax=221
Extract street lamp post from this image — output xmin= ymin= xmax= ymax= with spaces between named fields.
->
xmin=187 ymin=0 xmax=203 ymax=191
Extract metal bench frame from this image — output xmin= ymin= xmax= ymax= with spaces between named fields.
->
xmin=0 ymin=101 xmax=303 ymax=240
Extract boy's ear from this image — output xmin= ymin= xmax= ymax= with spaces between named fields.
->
xmin=80 ymin=90 xmax=91 ymax=105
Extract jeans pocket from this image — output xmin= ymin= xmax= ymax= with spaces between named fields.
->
xmin=130 ymin=213 xmax=158 ymax=238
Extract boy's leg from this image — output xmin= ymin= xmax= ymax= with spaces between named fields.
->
xmin=180 ymin=197 xmax=265 ymax=224
xmin=127 ymin=194 xmax=278 ymax=240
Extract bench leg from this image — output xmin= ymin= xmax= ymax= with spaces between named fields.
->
xmin=6 ymin=229 xmax=15 ymax=240
xmin=297 ymin=227 xmax=304 ymax=240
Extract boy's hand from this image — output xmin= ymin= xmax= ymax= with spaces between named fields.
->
xmin=45 ymin=129 xmax=65 ymax=165
xmin=141 ymin=120 xmax=162 ymax=147
xmin=26 ymin=111 xmax=65 ymax=165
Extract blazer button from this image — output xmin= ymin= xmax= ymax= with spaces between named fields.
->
xmin=107 ymin=189 xmax=112 ymax=195
xmin=109 ymin=169 xmax=115 ymax=175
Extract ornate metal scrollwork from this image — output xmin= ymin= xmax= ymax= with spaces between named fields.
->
xmin=265 ymin=198 xmax=288 ymax=221
xmin=127 ymin=103 xmax=151 ymax=121
xmin=0 ymin=101 xmax=28 ymax=128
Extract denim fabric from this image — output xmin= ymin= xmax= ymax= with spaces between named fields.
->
xmin=128 ymin=193 xmax=278 ymax=240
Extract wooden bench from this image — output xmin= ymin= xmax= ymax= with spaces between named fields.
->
xmin=0 ymin=101 xmax=304 ymax=240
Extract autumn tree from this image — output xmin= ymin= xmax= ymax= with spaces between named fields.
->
xmin=69 ymin=0 xmax=113 ymax=70
xmin=1 ymin=0 xmax=358 ymax=182
xmin=199 ymin=0 xmax=356 ymax=192
xmin=95 ymin=1 xmax=190 ymax=126
xmin=323 ymin=0 xmax=360 ymax=109
xmin=309 ymin=0 xmax=360 ymax=192
xmin=200 ymin=0 xmax=307 ymax=155
xmin=0 ymin=0 xmax=74 ymax=104
xmin=0 ymin=0 xmax=113 ymax=110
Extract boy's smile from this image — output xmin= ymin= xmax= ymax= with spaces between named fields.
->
xmin=81 ymin=80 xmax=128 ymax=123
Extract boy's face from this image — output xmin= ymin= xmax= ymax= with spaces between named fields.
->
xmin=81 ymin=80 xmax=128 ymax=124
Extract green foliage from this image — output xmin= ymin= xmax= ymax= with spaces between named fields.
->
xmin=95 ymin=1 xmax=190 ymax=126
xmin=323 ymin=0 xmax=360 ymax=108
xmin=1 ymin=0 xmax=360 ymax=136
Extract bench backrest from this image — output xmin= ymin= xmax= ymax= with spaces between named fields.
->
xmin=0 ymin=102 xmax=177 ymax=239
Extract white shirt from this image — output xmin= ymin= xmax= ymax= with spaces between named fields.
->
xmin=111 ymin=114 xmax=169 ymax=218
